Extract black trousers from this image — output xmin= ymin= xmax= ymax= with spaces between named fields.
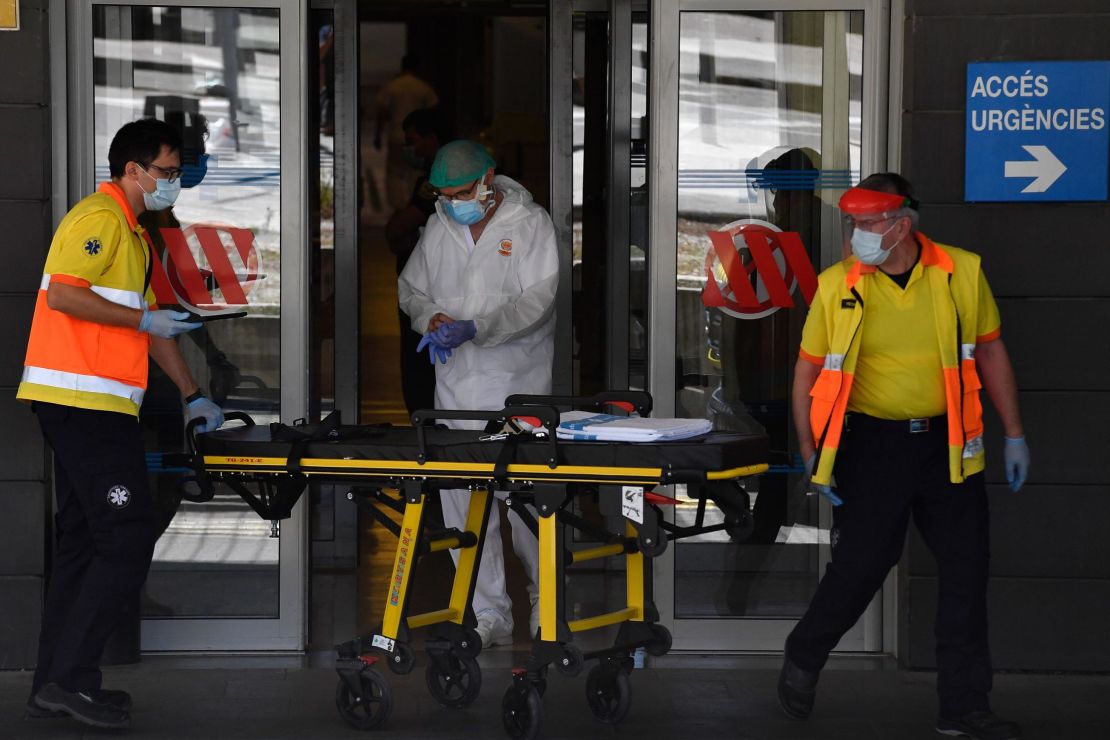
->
xmin=786 ymin=413 xmax=992 ymax=718
xmin=31 ymin=402 xmax=157 ymax=696
xmin=397 ymin=304 xmax=435 ymax=417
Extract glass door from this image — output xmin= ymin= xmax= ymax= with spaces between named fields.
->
xmin=68 ymin=0 xmax=308 ymax=651
xmin=649 ymin=0 xmax=889 ymax=652
xmin=552 ymin=0 xmax=648 ymax=396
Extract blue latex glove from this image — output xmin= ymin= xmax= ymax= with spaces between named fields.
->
xmin=1003 ymin=436 xmax=1030 ymax=492
xmin=806 ymin=453 xmax=844 ymax=507
xmin=416 ymin=333 xmax=452 ymax=364
xmin=186 ymin=394 xmax=225 ymax=433
xmin=432 ymin=319 xmax=477 ymax=349
xmin=139 ymin=308 xmax=202 ymax=339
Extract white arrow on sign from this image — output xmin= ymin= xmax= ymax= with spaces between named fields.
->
xmin=1004 ymin=145 xmax=1067 ymax=194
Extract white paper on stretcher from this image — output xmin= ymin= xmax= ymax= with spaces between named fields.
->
xmin=555 ymin=411 xmax=712 ymax=442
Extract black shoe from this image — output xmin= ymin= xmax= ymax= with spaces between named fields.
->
xmin=777 ymin=653 xmax=819 ymax=720
xmin=33 ymin=683 xmax=130 ymax=730
xmin=96 ymin=689 xmax=133 ymax=712
xmin=28 ymin=687 xmax=132 ymax=717
xmin=25 ymin=697 xmax=65 ymax=719
xmin=936 ymin=710 xmax=1021 ymax=740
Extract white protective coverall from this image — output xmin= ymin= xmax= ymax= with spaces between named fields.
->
xmin=397 ymin=174 xmax=557 ymax=629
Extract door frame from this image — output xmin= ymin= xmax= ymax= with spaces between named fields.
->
xmin=645 ymin=0 xmax=892 ymax=653
xmin=60 ymin=0 xmax=310 ymax=651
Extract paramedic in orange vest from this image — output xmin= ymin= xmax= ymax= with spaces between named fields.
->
xmin=18 ymin=119 xmax=224 ymax=730
xmin=778 ymin=173 xmax=1029 ymax=740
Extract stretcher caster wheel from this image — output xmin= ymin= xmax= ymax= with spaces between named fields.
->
xmin=585 ymin=663 xmax=631 ymax=725
xmin=387 ymin=641 xmax=416 ymax=675
xmin=502 ymin=682 xmax=543 ymax=740
xmin=725 ymin=509 xmax=755 ymax=543
xmin=425 ymin=651 xmax=482 ymax=708
xmin=645 ymin=624 xmax=672 ymax=657
xmin=637 ymin=530 xmax=667 ymax=557
xmin=555 ymin=643 xmax=584 ymax=676
xmin=456 ymin=626 xmax=482 ymax=658
xmin=335 ymin=669 xmax=393 ymax=730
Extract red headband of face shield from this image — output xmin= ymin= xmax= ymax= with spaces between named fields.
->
xmin=838 ymin=187 xmax=911 ymax=216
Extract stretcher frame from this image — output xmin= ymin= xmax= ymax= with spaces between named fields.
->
xmin=183 ymin=391 xmax=768 ymax=739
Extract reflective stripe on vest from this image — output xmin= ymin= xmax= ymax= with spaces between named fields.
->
xmin=21 ymin=365 xmax=145 ymax=405
xmin=40 ymin=274 xmax=146 ymax=309
xmin=808 ymin=236 xmax=987 ymax=486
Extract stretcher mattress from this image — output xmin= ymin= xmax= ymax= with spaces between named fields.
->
xmin=197 ymin=423 xmax=769 ymax=485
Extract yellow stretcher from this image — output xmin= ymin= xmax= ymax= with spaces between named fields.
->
xmin=185 ymin=392 xmax=768 ymax=739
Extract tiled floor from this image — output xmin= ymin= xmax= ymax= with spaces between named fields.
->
xmin=2 ymin=651 xmax=1106 ymax=739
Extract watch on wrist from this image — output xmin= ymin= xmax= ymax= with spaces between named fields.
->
xmin=184 ymin=389 xmax=205 ymax=404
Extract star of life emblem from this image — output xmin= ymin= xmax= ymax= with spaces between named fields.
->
xmin=107 ymin=485 xmax=131 ymax=509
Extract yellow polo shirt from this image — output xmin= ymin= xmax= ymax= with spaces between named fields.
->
xmin=800 ymin=257 xmax=1001 ymax=420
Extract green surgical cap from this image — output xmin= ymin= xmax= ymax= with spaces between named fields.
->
xmin=428 ymin=140 xmax=496 ymax=189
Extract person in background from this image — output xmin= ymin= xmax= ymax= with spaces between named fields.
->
xmin=398 ymin=140 xmax=558 ymax=647
xmin=19 ymin=118 xmax=225 ymax=730
xmin=375 ymin=55 xmax=439 ymax=211
xmin=780 ymin=173 xmax=1028 ymax=740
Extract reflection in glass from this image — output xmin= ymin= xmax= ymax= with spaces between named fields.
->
xmin=93 ymin=6 xmax=281 ymax=618
xmin=673 ymin=11 xmax=863 ymax=619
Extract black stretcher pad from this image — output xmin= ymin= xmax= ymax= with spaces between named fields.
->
xmin=198 ymin=424 xmax=769 ymax=485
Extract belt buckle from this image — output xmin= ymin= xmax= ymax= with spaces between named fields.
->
xmin=909 ymin=418 xmax=929 ymax=434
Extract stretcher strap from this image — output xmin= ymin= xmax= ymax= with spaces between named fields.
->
xmin=268 ymin=411 xmax=396 ymax=474
xmin=493 ymin=433 xmax=526 ymax=488
xmin=269 ymin=411 xmax=341 ymax=473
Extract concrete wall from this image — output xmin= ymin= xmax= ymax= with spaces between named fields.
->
xmin=0 ymin=0 xmax=51 ymax=669
xmin=900 ymin=0 xmax=1110 ymax=671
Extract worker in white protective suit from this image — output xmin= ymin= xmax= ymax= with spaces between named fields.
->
xmin=398 ymin=140 xmax=557 ymax=648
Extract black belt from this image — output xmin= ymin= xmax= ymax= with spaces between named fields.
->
xmin=844 ymin=413 xmax=944 ymax=434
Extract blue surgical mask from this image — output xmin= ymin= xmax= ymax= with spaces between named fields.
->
xmin=850 ymin=222 xmax=896 ymax=265
xmin=180 ymin=153 xmax=209 ymax=189
xmin=139 ymin=167 xmax=182 ymax=211
xmin=443 ymin=177 xmax=492 ymax=225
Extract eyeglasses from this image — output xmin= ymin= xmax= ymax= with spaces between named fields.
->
xmin=435 ymin=179 xmax=480 ymax=201
xmin=143 ymin=162 xmax=185 ymax=184
xmin=841 ymin=214 xmax=897 ymax=231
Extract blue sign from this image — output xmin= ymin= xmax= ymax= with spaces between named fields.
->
xmin=965 ymin=61 xmax=1110 ymax=202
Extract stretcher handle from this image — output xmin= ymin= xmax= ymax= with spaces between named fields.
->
xmin=185 ymin=411 xmax=256 ymax=456
xmin=410 ymin=405 xmax=561 ymax=467
xmin=182 ymin=412 xmax=255 ymax=505
xmin=504 ymin=390 xmax=653 ymax=417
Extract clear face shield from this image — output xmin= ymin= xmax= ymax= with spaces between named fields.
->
xmin=840 ymin=210 xmax=908 ymax=241
xmin=834 ymin=210 xmax=896 ymax=237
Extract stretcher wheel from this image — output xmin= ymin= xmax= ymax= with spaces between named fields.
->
xmin=554 ymin=643 xmax=584 ymax=676
xmin=585 ymin=664 xmax=631 ymax=725
xmin=456 ymin=626 xmax=482 ymax=658
xmin=725 ymin=507 xmax=755 ymax=542
xmin=335 ymin=669 xmax=393 ymax=730
xmin=425 ymin=651 xmax=482 ymax=708
xmin=645 ymin=624 xmax=672 ymax=657
xmin=387 ymin=641 xmax=416 ymax=675
xmin=501 ymin=682 xmax=543 ymax=740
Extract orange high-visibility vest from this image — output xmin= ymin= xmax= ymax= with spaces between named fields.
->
xmin=17 ymin=183 xmax=154 ymax=417
xmin=808 ymin=235 xmax=990 ymax=486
